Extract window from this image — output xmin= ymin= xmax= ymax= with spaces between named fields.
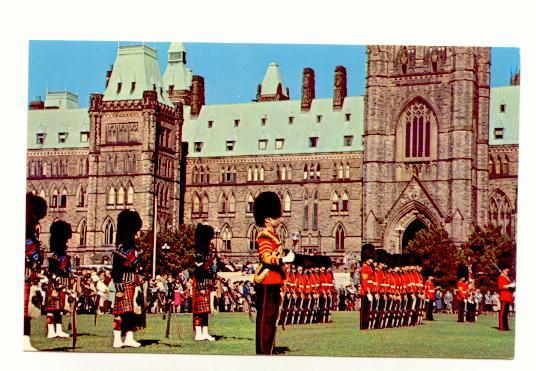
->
xmin=79 ymin=220 xmax=87 ymax=246
xmin=36 ymin=133 xmax=45 ymax=145
xmin=246 ymin=194 xmax=254 ymax=213
xmin=228 ymin=193 xmax=236 ymax=213
xmin=226 ymin=141 xmax=235 ymax=151
xmin=222 ymin=226 xmax=232 ymax=251
xmin=312 ymin=191 xmax=319 ymax=230
xmin=261 ymin=117 xmax=267 ymax=126
xmin=341 ymin=192 xmax=349 ymax=212
xmin=316 ymin=115 xmax=323 ymax=123
xmin=80 ymin=132 xmax=89 ymax=143
xmin=117 ymin=186 xmax=125 ymax=206
xmin=194 ymin=142 xmax=203 ymax=152
xmin=344 ymin=135 xmax=354 ymax=147
xmin=344 ymin=163 xmax=350 ymax=179
xmin=275 ymin=139 xmax=284 ymax=150
xmin=403 ymin=100 xmax=434 ymax=159
xmin=77 ymin=186 xmax=85 ymax=207
xmin=117 ymin=82 xmax=122 ymax=94
xmin=335 ymin=224 xmax=345 ymax=251
xmin=58 ymin=132 xmax=68 ymax=143
xmin=259 ymin=166 xmax=265 ymax=181
xmin=234 ymin=119 xmax=240 ymax=127
xmin=107 ymin=187 xmax=116 ymax=206
xmin=500 ymin=104 xmax=506 ymax=113
xmin=51 ymin=189 xmax=58 ymax=207
xmin=258 ymin=139 xmax=268 ymax=150
xmin=248 ymin=225 xmax=258 ymax=250
xmin=345 ymin=113 xmax=351 ymax=121
xmin=284 ymin=193 xmax=291 ymax=212
xmin=219 ymin=193 xmax=228 ymax=214
xmin=494 ymin=128 xmax=504 ymax=140
xmin=60 ymin=189 xmax=67 ymax=208
xmin=288 ymin=116 xmax=295 ymax=124
xmin=130 ymin=82 xmax=136 ymax=94
xmin=104 ymin=219 xmax=114 ymax=245
xmin=208 ymin=120 xmax=214 ymax=128
xmin=331 ymin=192 xmax=340 ymax=212
xmin=309 ymin=137 xmax=318 ymax=148
xmin=247 ymin=167 xmax=252 ymax=182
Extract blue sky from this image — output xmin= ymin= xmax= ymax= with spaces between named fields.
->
xmin=28 ymin=41 xmax=519 ymax=107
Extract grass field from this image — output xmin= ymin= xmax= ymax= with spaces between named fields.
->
xmin=30 ymin=312 xmax=514 ymax=359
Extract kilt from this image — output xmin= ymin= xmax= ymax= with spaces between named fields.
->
xmin=113 ymin=283 xmax=136 ymax=315
xmin=192 ymin=284 xmax=211 ymax=314
xmin=44 ymin=288 xmax=66 ymax=312
xmin=24 ymin=282 xmax=30 ymax=317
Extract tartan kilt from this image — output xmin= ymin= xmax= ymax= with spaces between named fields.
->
xmin=192 ymin=285 xmax=211 ymax=314
xmin=24 ymin=282 xmax=30 ymax=317
xmin=113 ymin=283 xmax=136 ymax=315
xmin=44 ymin=288 xmax=66 ymax=312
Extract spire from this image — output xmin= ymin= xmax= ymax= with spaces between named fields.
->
xmin=257 ymin=62 xmax=289 ymax=101
xmin=163 ymin=42 xmax=193 ymax=106
xmin=168 ymin=42 xmax=186 ymax=64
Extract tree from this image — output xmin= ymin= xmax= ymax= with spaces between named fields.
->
xmin=137 ymin=224 xmax=196 ymax=277
xmin=406 ymin=226 xmax=460 ymax=288
xmin=459 ymin=225 xmax=516 ymax=292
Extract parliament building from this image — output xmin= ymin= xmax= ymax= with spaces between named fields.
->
xmin=26 ymin=43 xmax=519 ymax=265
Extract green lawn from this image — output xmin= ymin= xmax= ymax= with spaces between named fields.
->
xmin=31 ymin=312 xmax=514 ymax=359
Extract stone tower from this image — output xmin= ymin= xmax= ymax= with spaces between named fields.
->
xmin=85 ymin=45 xmax=183 ymax=255
xmin=362 ymin=45 xmax=491 ymax=251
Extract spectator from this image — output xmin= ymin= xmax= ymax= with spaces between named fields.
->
xmin=484 ymin=290 xmax=492 ymax=314
xmin=491 ymin=291 xmax=501 ymax=316
xmin=444 ymin=290 xmax=453 ymax=314
xmin=435 ymin=289 xmax=443 ymax=313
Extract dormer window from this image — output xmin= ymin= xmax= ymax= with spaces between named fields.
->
xmin=153 ymin=84 xmax=157 ymax=91
xmin=226 ymin=141 xmax=235 ymax=151
xmin=261 ymin=117 xmax=267 ymax=126
xmin=258 ymin=139 xmax=268 ymax=150
xmin=494 ymin=128 xmax=504 ymax=140
xmin=275 ymin=139 xmax=284 ymax=150
xmin=117 ymin=83 xmax=122 ymax=94
xmin=36 ymin=133 xmax=45 ymax=145
xmin=234 ymin=119 xmax=240 ymax=127
xmin=309 ymin=137 xmax=318 ymax=148
xmin=288 ymin=116 xmax=295 ymax=124
xmin=130 ymin=82 xmax=136 ymax=94
xmin=343 ymin=135 xmax=354 ymax=147
xmin=316 ymin=115 xmax=323 ymax=123
xmin=345 ymin=113 xmax=351 ymax=121
xmin=208 ymin=120 xmax=214 ymax=128
xmin=80 ymin=132 xmax=89 ymax=143
xmin=194 ymin=142 xmax=203 ymax=152
xmin=58 ymin=132 xmax=68 ymax=143
xmin=500 ymin=104 xmax=506 ymax=113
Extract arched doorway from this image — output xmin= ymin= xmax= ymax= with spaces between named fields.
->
xmin=402 ymin=218 xmax=428 ymax=250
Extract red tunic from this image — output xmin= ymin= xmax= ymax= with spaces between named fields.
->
xmin=256 ymin=230 xmax=284 ymax=285
xmin=312 ymin=273 xmax=321 ymax=294
xmin=498 ymin=274 xmax=513 ymax=303
xmin=424 ymin=280 xmax=435 ymax=300
xmin=456 ymin=280 xmax=469 ymax=301
xmin=375 ymin=269 xmax=385 ymax=294
xmin=359 ymin=263 xmax=373 ymax=295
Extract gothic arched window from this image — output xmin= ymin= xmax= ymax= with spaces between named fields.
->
xmin=284 ymin=192 xmax=291 ymax=212
xmin=312 ymin=190 xmax=319 ymax=230
xmin=79 ymin=219 xmax=87 ymax=246
xmin=248 ymin=224 xmax=258 ymax=250
xmin=331 ymin=192 xmax=340 ymax=212
xmin=221 ymin=225 xmax=232 ymax=251
xmin=103 ymin=218 xmax=114 ymax=245
xmin=126 ymin=184 xmax=134 ymax=205
xmin=335 ymin=224 xmax=346 ymax=251
xmin=246 ymin=193 xmax=254 ymax=213
xmin=398 ymin=99 xmax=437 ymax=162
xmin=107 ymin=186 xmax=116 ymax=206
xmin=302 ymin=191 xmax=309 ymax=230
xmin=489 ymin=190 xmax=514 ymax=237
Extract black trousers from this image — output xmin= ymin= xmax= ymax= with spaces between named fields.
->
xmin=425 ymin=299 xmax=434 ymax=320
xmin=360 ymin=295 xmax=370 ymax=330
xmin=255 ymin=284 xmax=281 ymax=355
xmin=499 ymin=301 xmax=510 ymax=331
xmin=457 ymin=300 xmax=466 ymax=322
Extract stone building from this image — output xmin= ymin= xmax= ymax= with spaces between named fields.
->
xmin=26 ymin=43 xmax=519 ymax=264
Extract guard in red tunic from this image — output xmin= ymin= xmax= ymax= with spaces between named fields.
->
xmin=292 ymin=266 xmax=303 ymax=325
xmin=111 ymin=210 xmax=144 ymax=348
xmin=44 ymin=220 xmax=73 ymax=339
xmin=192 ymin=223 xmax=217 ymax=341
xmin=23 ymin=193 xmax=47 ymax=351
xmin=253 ymin=192 xmax=295 ymax=355
xmin=455 ymin=265 xmax=469 ymax=323
xmin=424 ymin=274 xmax=436 ymax=321
xmin=359 ymin=244 xmax=375 ymax=330
xmin=497 ymin=254 xmax=515 ymax=331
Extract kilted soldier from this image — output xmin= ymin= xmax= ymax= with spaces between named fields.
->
xmin=359 ymin=244 xmax=375 ymax=330
xmin=455 ymin=265 xmax=469 ymax=323
xmin=111 ymin=210 xmax=144 ymax=348
xmin=44 ymin=220 xmax=73 ymax=338
xmin=23 ymin=193 xmax=47 ymax=351
xmin=253 ymin=191 xmax=295 ymax=355
xmin=497 ymin=253 xmax=515 ymax=331
xmin=192 ymin=223 xmax=217 ymax=341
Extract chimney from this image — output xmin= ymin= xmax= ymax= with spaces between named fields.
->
xmin=29 ymin=97 xmax=45 ymax=110
xmin=105 ymin=65 xmax=113 ymax=88
xmin=301 ymin=67 xmax=315 ymax=112
xmin=333 ymin=65 xmax=347 ymax=110
xmin=191 ymin=75 xmax=205 ymax=117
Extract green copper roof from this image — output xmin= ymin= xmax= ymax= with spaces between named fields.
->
xmin=489 ymin=85 xmax=519 ymax=145
xmin=27 ymin=108 xmax=89 ymax=150
xmin=183 ymin=96 xmax=364 ymax=157
xmin=103 ymin=44 xmax=173 ymax=106
xmin=44 ymin=91 xmax=79 ymax=109
xmin=162 ymin=42 xmax=192 ymax=92
xmin=260 ymin=62 xmax=287 ymax=96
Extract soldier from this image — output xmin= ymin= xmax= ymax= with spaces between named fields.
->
xmin=424 ymin=274 xmax=436 ymax=321
xmin=192 ymin=223 xmax=217 ymax=341
xmin=285 ymin=265 xmax=297 ymax=326
xmin=253 ymin=191 xmax=295 ymax=355
xmin=325 ymin=266 xmax=335 ymax=323
xmin=497 ymin=253 xmax=515 ymax=331
xmin=373 ymin=250 xmax=386 ymax=329
xmin=23 ymin=193 xmax=47 ymax=351
xmin=111 ymin=210 xmax=144 ymax=348
xmin=44 ymin=220 xmax=73 ymax=338
xmin=293 ymin=266 xmax=304 ymax=325
xmin=359 ymin=244 xmax=375 ymax=330
xmin=455 ymin=265 xmax=469 ymax=323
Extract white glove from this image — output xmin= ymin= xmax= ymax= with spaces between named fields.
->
xmin=367 ymin=293 xmax=373 ymax=302
xmin=282 ymin=250 xmax=295 ymax=263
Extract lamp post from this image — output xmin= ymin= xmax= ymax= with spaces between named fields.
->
xmin=161 ymin=243 xmax=170 ymax=252
xmin=396 ymin=225 xmax=405 ymax=254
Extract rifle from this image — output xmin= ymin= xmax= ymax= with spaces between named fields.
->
xmin=71 ymin=275 xmax=81 ymax=349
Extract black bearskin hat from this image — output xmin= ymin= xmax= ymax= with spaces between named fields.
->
xmin=294 ymin=254 xmax=332 ymax=269
xmin=421 ymin=266 xmax=434 ymax=278
xmin=49 ymin=220 xmax=72 ymax=255
xmin=115 ymin=209 xmax=142 ymax=246
xmin=195 ymin=223 xmax=214 ymax=254
xmin=360 ymin=243 xmax=376 ymax=262
xmin=391 ymin=254 xmax=402 ymax=268
xmin=26 ymin=192 xmax=47 ymax=227
xmin=497 ymin=251 xmax=513 ymax=271
xmin=456 ymin=264 xmax=469 ymax=280
xmin=376 ymin=249 xmax=388 ymax=265
xmin=253 ymin=192 xmax=282 ymax=227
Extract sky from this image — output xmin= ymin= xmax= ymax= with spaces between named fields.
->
xmin=28 ymin=41 xmax=519 ymax=108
